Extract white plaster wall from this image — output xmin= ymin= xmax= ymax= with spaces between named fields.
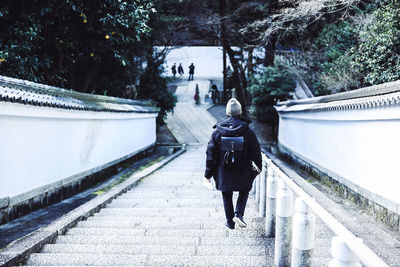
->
xmin=0 ymin=102 xmax=157 ymax=198
xmin=278 ymin=106 xmax=400 ymax=206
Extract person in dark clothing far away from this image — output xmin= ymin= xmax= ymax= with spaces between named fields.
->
xmin=178 ymin=63 xmax=184 ymax=78
xmin=188 ymin=63 xmax=195 ymax=80
xmin=171 ymin=63 xmax=177 ymax=78
xmin=204 ymin=98 xmax=262 ymax=229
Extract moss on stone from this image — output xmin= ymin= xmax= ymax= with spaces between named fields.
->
xmin=92 ymin=155 xmax=166 ymax=195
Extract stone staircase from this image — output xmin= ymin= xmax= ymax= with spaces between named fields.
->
xmin=165 ymin=79 xmax=216 ymax=145
xmin=165 ymin=103 xmax=216 ymax=145
xmin=23 ymin=77 xmax=336 ymax=266
xmin=25 ymin=146 xmax=275 ymax=266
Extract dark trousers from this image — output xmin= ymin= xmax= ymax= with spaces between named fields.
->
xmin=221 ymin=191 xmax=249 ymax=224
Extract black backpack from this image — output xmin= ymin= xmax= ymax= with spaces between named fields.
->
xmin=220 ymin=135 xmax=247 ymax=169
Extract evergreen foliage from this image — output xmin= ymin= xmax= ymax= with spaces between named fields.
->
xmin=0 ymin=0 xmax=154 ymax=93
xmin=313 ymin=21 xmax=362 ymax=93
xmin=248 ymin=65 xmax=296 ymax=123
xmin=139 ymin=53 xmax=176 ymax=125
xmin=353 ymin=1 xmax=400 ymax=85
xmin=310 ymin=1 xmax=400 ymax=93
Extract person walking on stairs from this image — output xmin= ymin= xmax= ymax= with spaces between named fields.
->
xmin=204 ymin=98 xmax=262 ymax=229
xmin=188 ymin=63 xmax=195 ymax=80
xmin=178 ymin=63 xmax=184 ymax=78
xmin=171 ymin=63 xmax=177 ymax=78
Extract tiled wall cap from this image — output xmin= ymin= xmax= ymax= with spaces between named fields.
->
xmin=0 ymin=75 xmax=158 ymax=113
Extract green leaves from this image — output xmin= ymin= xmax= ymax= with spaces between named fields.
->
xmin=312 ymin=1 xmax=400 ymax=93
xmin=248 ymin=65 xmax=296 ymax=122
xmin=0 ymin=0 xmax=154 ymax=92
xmin=354 ymin=1 xmax=400 ymax=85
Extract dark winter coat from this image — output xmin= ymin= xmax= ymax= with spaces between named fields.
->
xmin=205 ymin=116 xmax=262 ymax=192
xmin=189 ymin=64 xmax=195 ymax=74
xmin=178 ymin=65 xmax=184 ymax=74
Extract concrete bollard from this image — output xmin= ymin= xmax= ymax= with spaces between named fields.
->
xmin=250 ymin=175 xmax=257 ymax=196
xmin=255 ymin=172 xmax=261 ymax=204
xmin=275 ymin=179 xmax=294 ymax=267
xmin=258 ymin=160 xmax=268 ymax=217
xmin=265 ymin=161 xmax=277 ymax=237
xmin=329 ymin=236 xmax=362 ymax=267
xmin=292 ymin=198 xmax=315 ymax=267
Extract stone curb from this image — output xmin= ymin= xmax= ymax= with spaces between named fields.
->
xmin=0 ymin=146 xmax=186 ymax=267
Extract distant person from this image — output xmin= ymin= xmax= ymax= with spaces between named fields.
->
xmin=204 ymin=98 xmax=262 ymax=229
xmin=171 ymin=63 xmax=177 ymax=78
xmin=188 ymin=63 xmax=195 ymax=81
xmin=210 ymin=84 xmax=218 ymax=104
xmin=178 ymin=63 xmax=184 ymax=78
xmin=226 ymin=66 xmax=234 ymax=90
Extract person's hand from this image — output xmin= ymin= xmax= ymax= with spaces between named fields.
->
xmin=202 ymin=177 xmax=213 ymax=190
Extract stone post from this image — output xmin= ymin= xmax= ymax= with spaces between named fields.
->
xmin=275 ymin=179 xmax=294 ymax=267
xmin=255 ymin=172 xmax=261 ymax=204
xmin=258 ymin=160 xmax=268 ymax=217
xmin=292 ymin=198 xmax=315 ymax=267
xmin=329 ymin=236 xmax=362 ymax=267
xmin=265 ymin=161 xmax=277 ymax=237
xmin=250 ymin=175 xmax=257 ymax=196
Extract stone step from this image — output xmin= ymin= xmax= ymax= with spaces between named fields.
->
xmin=41 ymin=244 xmax=196 ymax=256
xmin=110 ymin=198 xmax=220 ymax=205
xmin=40 ymin=243 xmax=267 ymax=257
xmin=26 ymin=253 xmax=147 ymax=266
xmin=118 ymin=194 xmax=221 ymax=200
xmin=65 ymin=227 xmax=225 ymax=237
xmin=75 ymin=220 xmax=204 ymax=230
xmin=24 ymin=266 xmax=153 ymax=267
xmin=197 ymin=245 xmax=266 ymax=256
xmin=139 ymin=175 xmax=202 ymax=179
xmin=57 ymin=233 xmax=270 ymax=247
xmin=133 ymin=185 xmax=208 ymax=190
xmin=172 ymin=104 xmax=213 ymax=144
xmin=165 ymin=111 xmax=198 ymax=143
xmin=98 ymin=207 xmax=220 ymax=214
xmin=66 ymin=226 xmax=265 ymax=239
xmin=95 ymin=208 xmax=217 ymax=217
xmin=106 ymin=201 xmax=220 ymax=208
xmin=76 ymin=218 xmax=264 ymax=230
xmin=85 ymin=215 xmax=264 ymax=225
xmin=147 ymin=255 xmax=271 ymax=267
xmin=122 ymin=188 xmax=220 ymax=195
xmin=201 ymin=236 xmax=271 ymax=246
xmin=313 ymin=256 xmax=331 ymax=266
xmin=56 ymin=235 xmax=199 ymax=245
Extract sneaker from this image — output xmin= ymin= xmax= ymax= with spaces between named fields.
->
xmin=225 ymin=222 xmax=235 ymax=230
xmin=233 ymin=216 xmax=247 ymax=228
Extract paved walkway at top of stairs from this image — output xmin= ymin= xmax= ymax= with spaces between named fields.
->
xmin=166 ymin=79 xmax=217 ymax=145
xmin=24 ymin=146 xmax=274 ymax=266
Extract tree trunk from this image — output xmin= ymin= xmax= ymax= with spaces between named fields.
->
xmin=223 ymin=46 xmax=227 ymax=103
xmin=264 ymin=33 xmax=276 ymax=67
xmin=44 ymin=42 xmax=64 ymax=84
xmin=247 ymin=47 xmax=254 ymax=75
xmin=218 ymin=0 xmax=246 ymax=114
xmin=224 ymin=45 xmax=246 ymax=115
xmin=82 ymin=65 xmax=98 ymax=93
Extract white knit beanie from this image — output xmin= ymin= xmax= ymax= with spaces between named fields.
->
xmin=226 ymin=98 xmax=242 ymax=117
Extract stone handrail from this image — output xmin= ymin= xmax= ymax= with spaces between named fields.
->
xmin=252 ymin=153 xmax=388 ymax=267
